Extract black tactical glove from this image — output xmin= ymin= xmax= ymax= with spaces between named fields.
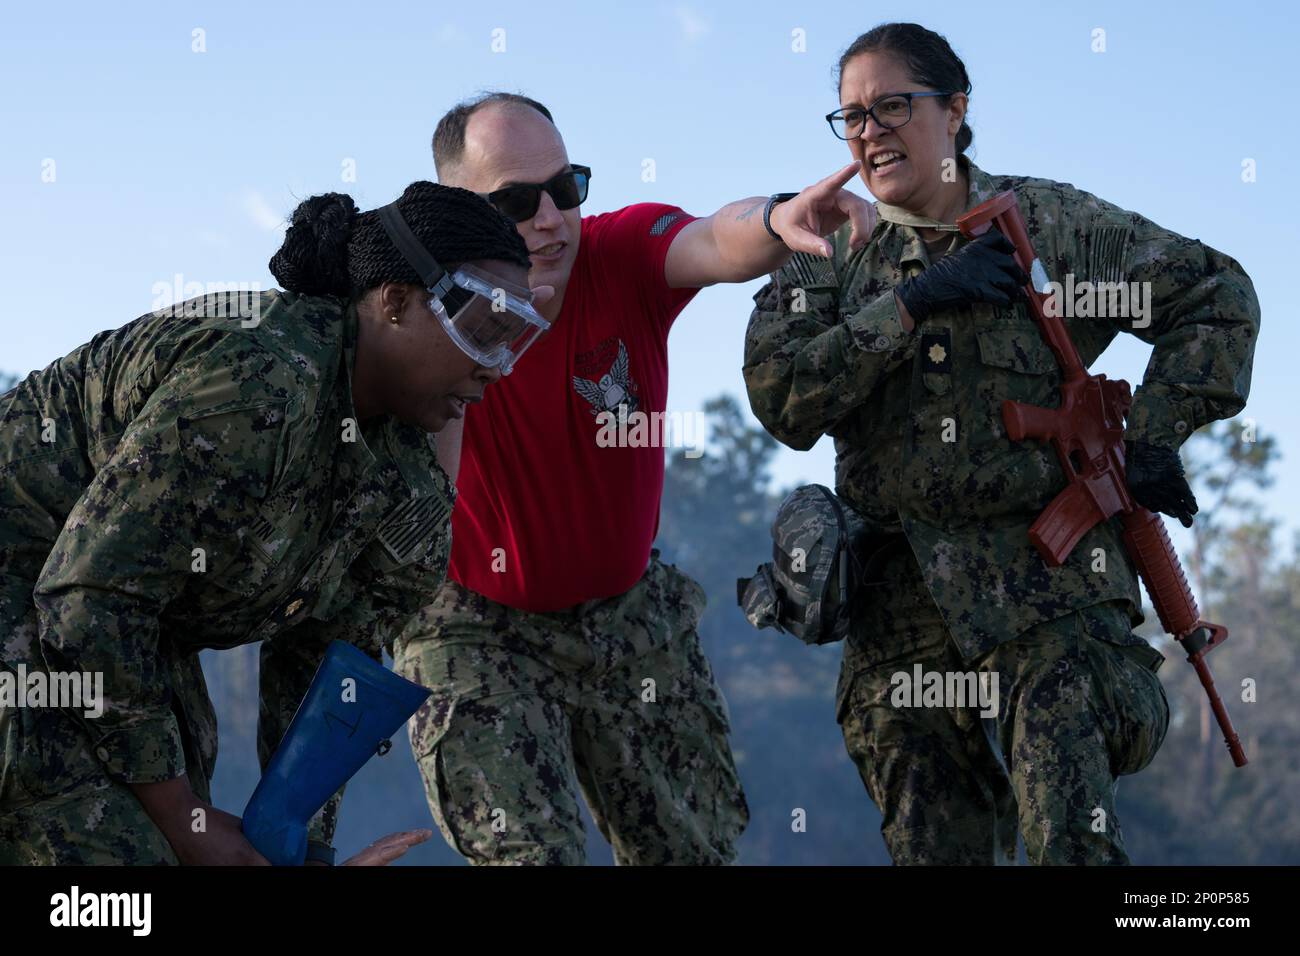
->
xmin=1125 ymin=439 xmax=1198 ymax=528
xmin=895 ymin=230 xmax=1030 ymax=322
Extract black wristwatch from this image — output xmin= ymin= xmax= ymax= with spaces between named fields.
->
xmin=764 ymin=193 xmax=799 ymax=242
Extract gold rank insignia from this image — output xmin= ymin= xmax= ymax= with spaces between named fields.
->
xmin=920 ymin=330 xmax=953 ymax=373
xmin=284 ymin=598 xmax=304 ymax=618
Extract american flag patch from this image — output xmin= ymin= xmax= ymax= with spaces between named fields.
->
xmin=246 ymin=515 xmax=281 ymax=559
xmin=649 ymin=212 xmax=685 ymax=236
xmin=377 ymin=495 xmax=451 ymax=564
xmin=788 ymin=251 xmax=837 ymax=289
xmin=1088 ymin=225 xmax=1134 ymax=285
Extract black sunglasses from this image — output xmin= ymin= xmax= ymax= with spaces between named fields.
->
xmin=482 ymin=165 xmax=592 ymax=223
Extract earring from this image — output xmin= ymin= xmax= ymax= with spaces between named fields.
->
xmin=389 ymin=315 xmax=399 ymax=325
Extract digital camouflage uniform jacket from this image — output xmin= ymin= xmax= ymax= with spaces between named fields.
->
xmin=744 ymin=159 xmax=1260 ymax=662
xmin=0 ymin=291 xmax=453 ymax=849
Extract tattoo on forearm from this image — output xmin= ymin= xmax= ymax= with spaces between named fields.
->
xmin=736 ymin=200 xmax=765 ymax=223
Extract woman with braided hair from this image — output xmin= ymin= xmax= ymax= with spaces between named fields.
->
xmin=0 ymin=181 xmax=548 ymax=865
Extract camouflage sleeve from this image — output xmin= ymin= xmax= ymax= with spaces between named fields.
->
xmin=1085 ymin=198 xmax=1261 ymax=451
xmin=743 ymin=246 xmax=916 ymax=451
xmin=33 ymin=331 xmax=294 ymax=784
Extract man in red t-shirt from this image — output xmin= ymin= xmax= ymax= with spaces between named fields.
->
xmin=393 ymin=92 xmax=874 ymax=864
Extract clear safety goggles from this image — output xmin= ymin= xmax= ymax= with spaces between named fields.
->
xmin=431 ymin=265 xmax=549 ymax=375
xmin=376 ymin=201 xmax=549 ymax=376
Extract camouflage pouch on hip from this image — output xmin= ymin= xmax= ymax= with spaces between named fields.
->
xmin=736 ymin=484 xmax=867 ymax=646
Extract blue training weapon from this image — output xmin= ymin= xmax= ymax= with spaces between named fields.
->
xmin=242 ymin=640 xmax=431 ymax=865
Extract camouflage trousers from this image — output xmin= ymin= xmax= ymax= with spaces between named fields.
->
xmin=392 ymin=551 xmax=749 ymax=865
xmin=836 ymin=543 xmax=1169 ymax=865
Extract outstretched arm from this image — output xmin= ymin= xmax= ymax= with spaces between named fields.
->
xmin=664 ymin=162 xmax=875 ymax=289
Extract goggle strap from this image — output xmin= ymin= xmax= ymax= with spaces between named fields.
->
xmin=376 ymin=203 xmax=454 ymax=296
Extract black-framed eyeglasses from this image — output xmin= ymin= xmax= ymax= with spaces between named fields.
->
xmin=825 ymin=91 xmax=958 ymax=141
xmin=481 ymin=165 xmax=592 ymax=223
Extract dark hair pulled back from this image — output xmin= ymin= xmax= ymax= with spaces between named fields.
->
xmin=268 ymin=181 xmax=530 ymax=298
xmin=836 ymin=22 xmax=974 ymax=156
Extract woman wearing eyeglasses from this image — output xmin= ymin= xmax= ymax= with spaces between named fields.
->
xmin=744 ymin=22 xmax=1259 ymax=865
xmin=0 ymin=181 xmax=549 ymax=864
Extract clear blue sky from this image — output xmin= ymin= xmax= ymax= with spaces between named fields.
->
xmin=2 ymin=0 xmax=1295 ymax=553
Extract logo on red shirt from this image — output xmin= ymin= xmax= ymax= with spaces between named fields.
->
xmin=572 ymin=337 xmax=639 ymax=417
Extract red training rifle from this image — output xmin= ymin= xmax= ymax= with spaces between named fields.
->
xmin=956 ymin=191 xmax=1246 ymax=767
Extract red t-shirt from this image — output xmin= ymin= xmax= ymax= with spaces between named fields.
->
xmin=448 ymin=203 xmax=699 ymax=611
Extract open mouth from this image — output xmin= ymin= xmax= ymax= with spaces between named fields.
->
xmin=531 ymin=242 xmax=565 ymax=259
xmin=447 ymin=394 xmax=477 ymax=418
xmin=452 ymin=392 xmax=483 ymax=416
xmin=869 ymin=150 xmax=907 ymax=173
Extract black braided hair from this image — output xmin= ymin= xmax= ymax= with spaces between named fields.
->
xmin=268 ymin=181 xmax=530 ymax=298
xmin=836 ymin=23 xmax=975 ymax=157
